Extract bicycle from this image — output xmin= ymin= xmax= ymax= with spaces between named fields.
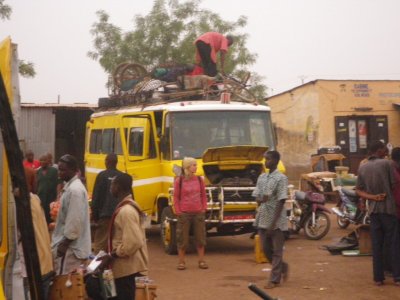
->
xmin=205 ymin=72 xmax=259 ymax=104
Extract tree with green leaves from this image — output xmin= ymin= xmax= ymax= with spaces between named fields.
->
xmin=1 ymin=0 xmax=35 ymax=78
xmin=88 ymin=0 xmax=267 ymax=98
xmin=0 ymin=0 xmax=12 ymax=20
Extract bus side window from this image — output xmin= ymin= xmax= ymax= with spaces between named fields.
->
xmin=89 ymin=129 xmax=102 ymax=154
xmin=102 ymin=129 xmax=114 ymax=154
xmin=128 ymin=127 xmax=144 ymax=156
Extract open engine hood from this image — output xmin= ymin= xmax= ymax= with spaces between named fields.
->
xmin=202 ymin=146 xmax=268 ymax=163
xmin=202 ymin=146 xmax=268 ymax=186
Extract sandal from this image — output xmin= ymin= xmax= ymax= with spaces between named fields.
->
xmin=177 ymin=262 xmax=186 ymax=270
xmin=198 ymin=261 xmax=209 ymax=269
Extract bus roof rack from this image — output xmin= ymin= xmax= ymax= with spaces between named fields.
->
xmin=103 ymin=62 xmax=261 ymax=109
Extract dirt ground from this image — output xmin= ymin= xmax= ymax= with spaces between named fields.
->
xmin=145 ymin=204 xmax=399 ymax=300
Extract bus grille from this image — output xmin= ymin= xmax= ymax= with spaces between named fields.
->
xmin=209 ymin=187 xmax=255 ymax=202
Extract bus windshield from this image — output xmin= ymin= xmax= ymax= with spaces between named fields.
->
xmin=170 ymin=110 xmax=275 ymax=159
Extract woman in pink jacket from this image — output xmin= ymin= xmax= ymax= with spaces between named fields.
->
xmin=173 ymin=157 xmax=208 ymax=270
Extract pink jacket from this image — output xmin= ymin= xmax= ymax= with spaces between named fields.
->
xmin=173 ymin=176 xmax=207 ymax=214
xmin=195 ymin=32 xmax=229 ymax=64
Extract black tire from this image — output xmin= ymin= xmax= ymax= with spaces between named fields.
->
xmin=337 ymin=204 xmax=350 ymax=229
xmin=304 ymin=211 xmax=331 ymax=240
xmin=160 ymin=207 xmax=177 ymax=255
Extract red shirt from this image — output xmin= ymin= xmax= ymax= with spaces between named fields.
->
xmin=195 ymin=32 xmax=229 ymax=64
xmin=173 ymin=176 xmax=207 ymax=214
xmin=23 ymin=166 xmax=36 ymax=193
xmin=23 ymin=159 xmax=40 ymax=169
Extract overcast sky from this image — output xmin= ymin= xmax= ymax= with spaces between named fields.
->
xmin=1 ymin=0 xmax=400 ymax=104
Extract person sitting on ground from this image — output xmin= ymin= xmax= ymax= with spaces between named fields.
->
xmin=195 ymin=32 xmax=234 ymax=77
xmin=173 ymin=157 xmax=208 ymax=270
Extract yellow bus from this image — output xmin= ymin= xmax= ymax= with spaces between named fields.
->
xmin=0 ymin=37 xmax=44 ymax=299
xmin=85 ymin=97 xmax=284 ymax=254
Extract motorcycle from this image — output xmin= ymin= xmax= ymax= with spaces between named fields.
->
xmin=332 ymin=187 xmax=370 ymax=229
xmin=287 ymin=190 xmax=331 ymax=240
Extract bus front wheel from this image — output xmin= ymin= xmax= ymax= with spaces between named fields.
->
xmin=160 ymin=207 xmax=177 ymax=255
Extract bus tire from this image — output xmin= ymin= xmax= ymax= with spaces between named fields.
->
xmin=160 ymin=207 xmax=177 ymax=255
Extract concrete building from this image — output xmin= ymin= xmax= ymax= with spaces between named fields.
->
xmin=266 ymin=80 xmax=400 ymax=182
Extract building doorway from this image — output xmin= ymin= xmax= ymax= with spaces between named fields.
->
xmin=335 ymin=115 xmax=388 ymax=173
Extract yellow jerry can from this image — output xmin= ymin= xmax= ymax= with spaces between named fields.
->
xmin=254 ymin=234 xmax=268 ymax=263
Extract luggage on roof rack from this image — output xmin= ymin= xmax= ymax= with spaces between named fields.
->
xmin=104 ymin=62 xmax=260 ymax=108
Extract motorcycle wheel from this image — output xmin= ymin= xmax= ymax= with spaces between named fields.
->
xmin=304 ymin=211 xmax=331 ymax=240
xmin=337 ymin=204 xmax=350 ymax=229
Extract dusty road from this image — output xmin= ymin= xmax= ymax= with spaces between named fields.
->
xmin=146 ymin=208 xmax=398 ymax=300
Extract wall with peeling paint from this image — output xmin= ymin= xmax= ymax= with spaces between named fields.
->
xmin=267 ymin=80 xmax=400 ymax=185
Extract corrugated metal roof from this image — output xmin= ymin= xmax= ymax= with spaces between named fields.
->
xmin=21 ymin=103 xmax=97 ymax=109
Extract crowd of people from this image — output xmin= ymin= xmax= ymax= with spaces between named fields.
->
xmin=21 ymin=151 xmax=149 ymax=300
xmin=19 ymin=138 xmax=400 ymax=299
xmin=15 ymin=31 xmax=237 ymax=299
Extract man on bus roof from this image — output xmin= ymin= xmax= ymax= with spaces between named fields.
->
xmin=195 ymin=32 xmax=234 ymax=77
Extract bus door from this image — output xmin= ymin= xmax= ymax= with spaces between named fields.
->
xmin=122 ymin=114 xmax=161 ymax=213
xmin=85 ymin=122 xmax=127 ymax=195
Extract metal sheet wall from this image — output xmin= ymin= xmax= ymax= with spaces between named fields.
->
xmin=19 ymin=107 xmax=55 ymax=158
